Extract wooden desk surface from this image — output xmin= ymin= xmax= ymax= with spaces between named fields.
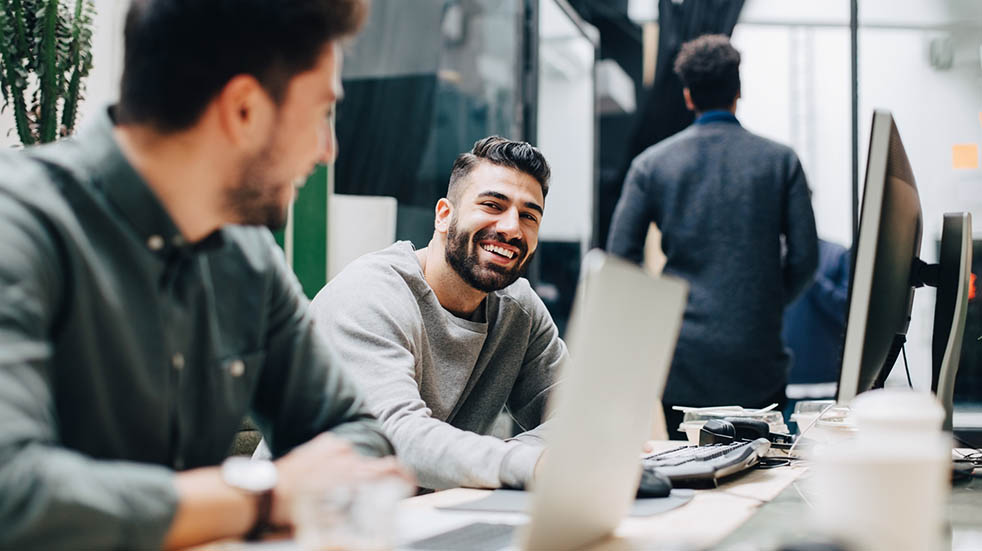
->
xmin=194 ymin=443 xmax=807 ymax=550
xmin=401 ymin=443 xmax=808 ymax=550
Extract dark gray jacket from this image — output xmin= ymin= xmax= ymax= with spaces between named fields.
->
xmin=607 ymin=116 xmax=818 ymax=407
xmin=0 ymin=108 xmax=391 ymax=549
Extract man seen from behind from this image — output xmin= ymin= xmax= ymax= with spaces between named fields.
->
xmin=607 ymin=34 xmax=819 ymax=436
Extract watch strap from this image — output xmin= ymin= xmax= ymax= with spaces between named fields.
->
xmin=245 ymin=489 xmax=273 ymax=541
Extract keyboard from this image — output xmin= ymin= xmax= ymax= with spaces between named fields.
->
xmin=641 ymin=438 xmax=771 ymax=488
xmin=407 ymin=522 xmax=518 ymax=551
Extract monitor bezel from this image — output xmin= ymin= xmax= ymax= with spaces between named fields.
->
xmin=837 ymin=110 xmax=893 ymax=405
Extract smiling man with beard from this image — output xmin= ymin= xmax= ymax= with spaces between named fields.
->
xmin=309 ymin=136 xmax=567 ymax=490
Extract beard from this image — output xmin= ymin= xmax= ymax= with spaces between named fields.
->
xmin=445 ymin=216 xmax=531 ymax=293
xmin=223 ymin=137 xmax=292 ymax=230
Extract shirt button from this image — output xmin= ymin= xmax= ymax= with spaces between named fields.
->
xmin=147 ymin=235 xmax=165 ymax=251
xmin=172 ymin=353 xmax=185 ymax=371
xmin=227 ymin=359 xmax=245 ymax=377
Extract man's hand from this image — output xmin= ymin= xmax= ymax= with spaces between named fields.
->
xmin=271 ymin=433 xmax=414 ymax=526
xmin=164 ymin=435 xmax=412 ymax=549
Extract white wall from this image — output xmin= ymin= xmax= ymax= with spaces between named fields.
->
xmin=733 ymin=0 xmax=982 ymax=390
xmin=78 ymin=0 xmax=128 ymax=128
xmin=536 ymin=0 xmax=596 ymax=248
xmin=0 ymin=0 xmax=127 ymax=148
xmin=734 ymin=24 xmax=853 ymax=246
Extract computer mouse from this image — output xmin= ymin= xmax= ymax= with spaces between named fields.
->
xmin=636 ymin=467 xmax=673 ymax=498
xmin=699 ymin=419 xmax=737 ymax=445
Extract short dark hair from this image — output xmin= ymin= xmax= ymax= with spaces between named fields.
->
xmin=673 ymin=34 xmax=741 ymax=111
xmin=447 ymin=136 xmax=551 ymax=203
xmin=117 ymin=0 xmax=368 ymax=132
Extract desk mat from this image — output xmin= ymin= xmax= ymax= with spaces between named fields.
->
xmin=437 ymin=488 xmax=695 ymax=517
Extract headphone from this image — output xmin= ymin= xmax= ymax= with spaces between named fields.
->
xmin=699 ymin=417 xmax=795 ymax=449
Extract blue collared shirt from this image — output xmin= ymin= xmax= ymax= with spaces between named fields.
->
xmin=694 ymin=109 xmax=740 ymax=126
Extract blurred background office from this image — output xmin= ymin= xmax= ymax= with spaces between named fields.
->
xmin=5 ymin=0 xmax=982 ymax=426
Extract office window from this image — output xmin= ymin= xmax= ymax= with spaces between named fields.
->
xmin=334 ymin=0 xmax=526 ymax=247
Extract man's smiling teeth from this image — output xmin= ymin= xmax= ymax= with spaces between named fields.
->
xmin=482 ymin=244 xmax=515 ymax=259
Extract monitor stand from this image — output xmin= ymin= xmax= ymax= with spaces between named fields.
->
xmin=929 ymin=213 xmax=972 ymax=433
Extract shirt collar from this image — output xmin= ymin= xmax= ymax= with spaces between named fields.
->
xmin=694 ymin=110 xmax=740 ymax=126
xmin=76 ymin=106 xmax=223 ymax=257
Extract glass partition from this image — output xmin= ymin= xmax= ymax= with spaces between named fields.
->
xmin=532 ymin=0 xmax=597 ymax=335
xmin=334 ymin=0 xmax=527 ymax=247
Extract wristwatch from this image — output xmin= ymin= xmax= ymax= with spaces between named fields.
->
xmin=221 ymin=457 xmax=278 ymax=541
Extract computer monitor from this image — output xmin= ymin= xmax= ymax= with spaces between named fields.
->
xmin=837 ymin=110 xmax=923 ymax=404
xmin=931 ymin=213 xmax=972 ymax=430
xmin=836 ymin=110 xmax=972 ymax=430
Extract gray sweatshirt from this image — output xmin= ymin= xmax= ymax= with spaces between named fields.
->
xmin=309 ymin=242 xmax=566 ymax=489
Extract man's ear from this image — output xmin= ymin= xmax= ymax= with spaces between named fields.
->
xmin=215 ymin=74 xmax=276 ymax=152
xmin=434 ymin=198 xmax=453 ymax=234
xmin=682 ymin=88 xmax=696 ymax=112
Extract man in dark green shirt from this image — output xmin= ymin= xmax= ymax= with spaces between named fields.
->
xmin=0 ymin=0 xmax=407 ymax=548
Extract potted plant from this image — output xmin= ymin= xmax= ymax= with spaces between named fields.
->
xmin=0 ymin=0 xmax=95 ymax=146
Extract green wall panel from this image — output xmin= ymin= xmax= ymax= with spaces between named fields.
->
xmin=291 ymin=164 xmax=329 ymax=299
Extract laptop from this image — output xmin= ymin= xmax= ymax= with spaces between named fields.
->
xmin=408 ymin=251 xmax=689 ymax=550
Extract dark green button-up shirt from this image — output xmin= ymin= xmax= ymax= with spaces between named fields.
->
xmin=0 ymin=108 xmax=392 ymax=549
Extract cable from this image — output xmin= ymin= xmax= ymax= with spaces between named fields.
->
xmin=792 ymin=480 xmax=816 ymax=511
xmin=716 ymin=490 xmax=768 ymax=504
xmin=787 ymin=402 xmax=839 ymax=458
xmin=953 ymin=435 xmax=982 ymax=466
xmin=756 ymin=457 xmax=792 ymax=469
xmin=902 ymin=344 xmax=913 ymax=388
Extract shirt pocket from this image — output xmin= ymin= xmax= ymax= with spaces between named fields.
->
xmin=216 ymin=349 xmax=267 ymax=411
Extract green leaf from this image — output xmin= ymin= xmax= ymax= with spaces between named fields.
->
xmin=37 ymin=0 xmax=59 ymax=142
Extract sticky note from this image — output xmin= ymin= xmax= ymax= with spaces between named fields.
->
xmin=952 ymin=144 xmax=979 ymax=169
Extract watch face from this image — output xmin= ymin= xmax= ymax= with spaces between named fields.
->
xmin=222 ymin=457 xmax=278 ymax=493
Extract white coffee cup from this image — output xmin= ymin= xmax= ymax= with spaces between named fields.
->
xmin=809 ymin=389 xmax=950 ymax=551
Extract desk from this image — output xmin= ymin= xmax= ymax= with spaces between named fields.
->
xmin=397 ymin=444 xmax=808 ymax=550
xmin=200 ymin=447 xmax=982 ymax=550
xmin=718 ymin=461 xmax=982 ymax=550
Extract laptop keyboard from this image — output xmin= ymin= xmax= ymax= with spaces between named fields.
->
xmin=642 ymin=438 xmax=770 ymax=488
xmin=407 ymin=522 xmax=518 ymax=551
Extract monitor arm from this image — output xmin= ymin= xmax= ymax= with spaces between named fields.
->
xmin=910 ymin=257 xmax=940 ymax=289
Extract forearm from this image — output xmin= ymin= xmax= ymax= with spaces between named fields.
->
xmin=509 ymin=418 xmax=551 ymax=447
xmin=327 ymin=415 xmax=393 ymax=458
xmin=0 ymin=443 xmax=178 ymax=549
xmin=385 ymin=411 xmax=542 ymax=490
xmin=606 ymin=169 xmax=652 ymax=263
xmin=782 ymin=163 xmax=819 ymax=303
xmin=784 ymin=239 xmax=818 ymax=303
xmin=164 ymin=468 xmax=255 ymax=550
